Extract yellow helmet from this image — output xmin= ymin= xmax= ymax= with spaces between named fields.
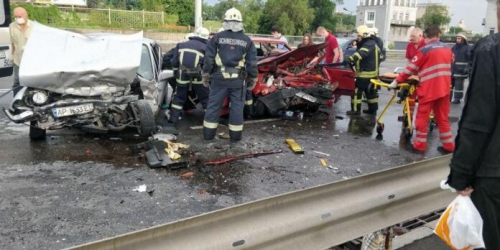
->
xmin=356 ymin=25 xmax=370 ymax=38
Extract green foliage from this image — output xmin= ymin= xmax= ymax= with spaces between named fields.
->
xmin=212 ymin=0 xmax=239 ymax=21
xmin=448 ymin=26 xmax=464 ymax=34
xmin=415 ymin=4 xmax=451 ymax=29
xmin=308 ymin=0 xmax=337 ymax=32
xmin=239 ymin=0 xmax=264 ymax=33
xmin=258 ymin=0 xmax=313 ymax=35
xmin=140 ymin=0 xmax=164 ymax=11
xmin=388 ymin=43 xmax=394 ymax=50
xmin=164 ymin=0 xmax=195 ymax=26
xmin=11 ymin=3 xmax=62 ymax=24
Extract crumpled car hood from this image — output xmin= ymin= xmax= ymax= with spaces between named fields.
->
xmin=257 ymin=43 xmax=328 ymax=72
xmin=20 ymin=23 xmax=143 ymax=97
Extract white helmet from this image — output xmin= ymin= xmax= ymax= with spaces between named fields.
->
xmin=184 ymin=32 xmax=195 ymax=40
xmin=195 ymin=27 xmax=210 ymax=39
xmin=456 ymin=33 xmax=467 ymax=41
xmin=356 ymin=25 xmax=370 ymax=38
xmin=371 ymin=27 xmax=379 ymax=35
xmin=224 ymin=7 xmax=242 ymax=22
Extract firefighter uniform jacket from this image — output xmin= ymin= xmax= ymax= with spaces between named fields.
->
xmin=348 ymin=38 xmax=379 ymax=79
xmin=203 ymin=30 xmax=257 ymax=85
xmin=171 ymin=36 xmax=207 ymax=84
xmin=451 ymin=41 xmax=471 ymax=78
xmin=396 ymin=39 xmax=452 ymax=104
xmin=448 ymin=34 xmax=500 ymax=190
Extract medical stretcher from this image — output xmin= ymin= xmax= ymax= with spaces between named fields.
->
xmin=370 ymin=72 xmax=420 ymax=140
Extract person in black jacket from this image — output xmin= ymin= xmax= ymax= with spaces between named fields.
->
xmin=450 ymin=33 xmax=471 ymax=104
xmin=202 ymin=7 xmax=258 ymax=142
xmin=447 ymin=2 xmax=500 ymax=248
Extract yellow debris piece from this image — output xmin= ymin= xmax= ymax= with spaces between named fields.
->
xmin=164 ymin=140 xmax=189 ymax=160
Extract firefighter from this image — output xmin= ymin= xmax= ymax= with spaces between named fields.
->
xmin=370 ymin=27 xmax=386 ymax=63
xmin=166 ymin=27 xmax=211 ymax=133
xmin=389 ymin=26 xmax=454 ymax=153
xmin=450 ymin=33 xmax=471 ymax=104
xmin=202 ymin=8 xmax=258 ymax=142
xmin=346 ymin=25 xmax=380 ymax=116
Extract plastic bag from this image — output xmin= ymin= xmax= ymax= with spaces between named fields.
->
xmin=434 ymin=195 xmax=485 ymax=250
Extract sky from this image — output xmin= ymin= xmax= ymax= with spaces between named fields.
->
xmin=204 ymin=0 xmax=488 ymax=33
xmin=337 ymin=0 xmax=488 ymax=33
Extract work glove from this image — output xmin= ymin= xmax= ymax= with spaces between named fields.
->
xmin=202 ymin=73 xmax=210 ymax=88
xmin=246 ymin=78 xmax=258 ymax=90
xmin=388 ymin=79 xmax=398 ymax=89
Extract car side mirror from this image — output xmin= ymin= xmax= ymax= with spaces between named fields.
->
xmin=159 ymin=70 xmax=173 ymax=81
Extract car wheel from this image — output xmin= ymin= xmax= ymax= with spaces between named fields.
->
xmin=29 ymin=121 xmax=46 ymax=140
xmin=132 ymin=100 xmax=156 ymax=137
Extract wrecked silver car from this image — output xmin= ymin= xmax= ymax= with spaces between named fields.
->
xmin=3 ymin=23 xmax=167 ymax=140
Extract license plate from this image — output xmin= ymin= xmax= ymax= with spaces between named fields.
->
xmin=296 ymin=91 xmax=318 ymax=103
xmin=52 ymin=103 xmax=94 ymax=118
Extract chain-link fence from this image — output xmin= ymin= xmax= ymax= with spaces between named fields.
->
xmin=57 ymin=7 xmax=165 ymax=29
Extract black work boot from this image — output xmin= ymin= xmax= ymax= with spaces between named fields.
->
xmin=346 ymin=110 xmax=360 ymax=116
xmin=162 ymin=121 xmax=179 ymax=135
xmin=363 ymin=109 xmax=377 ymax=115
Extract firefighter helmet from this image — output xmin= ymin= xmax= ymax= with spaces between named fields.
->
xmin=195 ymin=27 xmax=210 ymax=39
xmin=456 ymin=33 xmax=467 ymax=41
xmin=224 ymin=8 xmax=242 ymax=22
xmin=356 ymin=25 xmax=370 ymax=38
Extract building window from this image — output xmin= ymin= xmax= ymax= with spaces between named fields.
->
xmin=393 ymin=11 xmax=397 ymax=20
xmin=405 ymin=12 xmax=410 ymax=21
xmin=399 ymin=12 xmax=404 ymax=20
xmin=366 ymin=11 xmax=375 ymax=22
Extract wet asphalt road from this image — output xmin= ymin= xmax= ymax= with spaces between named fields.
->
xmin=0 ymin=61 xmax=466 ymax=249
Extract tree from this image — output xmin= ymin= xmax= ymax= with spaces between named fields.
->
xmin=212 ymin=0 xmax=240 ymax=21
xmin=239 ymin=0 xmax=264 ymax=33
xmin=415 ymin=4 xmax=451 ymax=29
xmin=258 ymin=0 xmax=314 ymax=35
xmin=308 ymin=0 xmax=337 ymax=32
xmin=164 ymin=0 xmax=195 ymax=26
xmin=448 ymin=26 xmax=464 ymax=34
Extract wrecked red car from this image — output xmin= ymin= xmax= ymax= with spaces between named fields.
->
xmin=223 ymin=39 xmax=356 ymax=118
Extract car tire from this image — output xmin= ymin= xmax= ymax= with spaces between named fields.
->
xmin=132 ymin=100 xmax=156 ymax=137
xmin=29 ymin=121 xmax=46 ymax=140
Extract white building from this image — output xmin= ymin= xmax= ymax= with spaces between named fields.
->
xmin=483 ymin=0 xmax=497 ymax=35
xmin=356 ymin=0 xmax=418 ymax=46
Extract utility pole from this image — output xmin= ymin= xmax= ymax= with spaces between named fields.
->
xmin=195 ymin=0 xmax=202 ymax=30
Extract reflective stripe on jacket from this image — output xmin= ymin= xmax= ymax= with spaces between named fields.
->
xmin=396 ymin=39 xmax=453 ymax=103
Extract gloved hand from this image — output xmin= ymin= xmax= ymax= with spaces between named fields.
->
xmin=388 ymin=79 xmax=398 ymax=89
xmin=246 ymin=78 xmax=258 ymax=90
xmin=202 ymin=73 xmax=210 ymax=88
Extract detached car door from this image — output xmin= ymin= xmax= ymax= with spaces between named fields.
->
xmin=0 ymin=0 xmax=13 ymax=78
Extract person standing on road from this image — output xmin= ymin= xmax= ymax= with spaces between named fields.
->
xmin=166 ymin=27 xmax=211 ymax=134
xmin=316 ymin=26 xmax=342 ymax=64
xmin=271 ymin=26 xmax=289 ymax=52
xmin=405 ymin=28 xmax=426 ymax=63
xmin=346 ymin=25 xmax=380 ymax=116
xmin=389 ymin=26 xmax=454 ymax=153
xmin=9 ymin=7 xmax=33 ymax=97
xmin=202 ymin=8 xmax=258 ymax=142
xmin=446 ymin=2 xmax=500 ymax=249
xmin=450 ymin=33 xmax=471 ymax=104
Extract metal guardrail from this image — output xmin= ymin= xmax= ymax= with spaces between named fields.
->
xmin=67 ymin=156 xmax=455 ymax=250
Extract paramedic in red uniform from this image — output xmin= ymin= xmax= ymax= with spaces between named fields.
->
xmin=389 ymin=26 xmax=454 ymax=153
xmin=404 ymin=27 xmax=426 ymax=120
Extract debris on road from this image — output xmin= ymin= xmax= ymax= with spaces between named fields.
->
xmin=218 ymin=132 xmax=231 ymax=140
xmin=180 ymin=172 xmax=195 ymax=179
xmin=313 ymin=150 xmax=330 ymax=157
xmin=205 ymin=150 xmax=283 ymax=166
xmin=356 ymin=168 xmax=363 ymax=174
xmin=132 ymin=138 xmax=189 ymax=169
xmin=132 ymin=184 xmax=147 ymax=192
xmin=151 ymin=133 xmax=177 ymax=141
xmin=285 ymin=138 xmax=304 ymax=154
xmin=320 ymin=158 xmax=327 ymax=167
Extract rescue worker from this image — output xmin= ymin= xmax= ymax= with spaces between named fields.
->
xmin=446 ymin=2 xmax=500 ymax=248
xmin=370 ymin=27 xmax=386 ymax=63
xmin=166 ymin=27 xmax=211 ymax=133
xmin=346 ymin=25 xmax=379 ymax=116
xmin=202 ymin=8 xmax=258 ymax=142
xmin=389 ymin=26 xmax=454 ymax=153
xmin=450 ymin=33 xmax=471 ymax=104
